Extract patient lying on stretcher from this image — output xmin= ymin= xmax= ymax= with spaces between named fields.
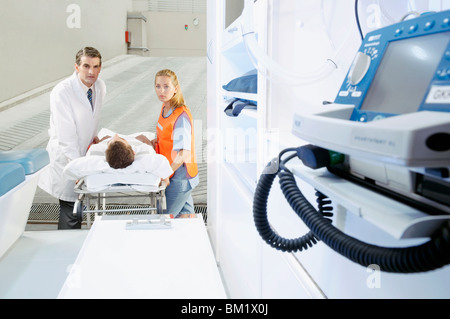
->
xmin=63 ymin=129 xmax=173 ymax=188
xmin=100 ymin=134 xmax=170 ymax=186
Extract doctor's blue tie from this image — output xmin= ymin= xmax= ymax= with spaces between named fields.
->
xmin=87 ymin=88 xmax=93 ymax=109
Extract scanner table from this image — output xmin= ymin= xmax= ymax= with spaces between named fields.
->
xmin=57 ymin=214 xmax=226 ymax=299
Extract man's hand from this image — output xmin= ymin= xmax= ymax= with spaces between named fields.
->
xmin=98 ymin=135 xmax=111 ymax=142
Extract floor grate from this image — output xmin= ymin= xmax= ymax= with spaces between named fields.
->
xmin=0 ymin=110 xmax=50 ymax=151
xmin=28 ymin=203 xmax=207 ymax=224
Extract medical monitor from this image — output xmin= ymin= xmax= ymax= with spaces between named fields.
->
xmin=334 ymin=10 xmax=450 ymax=122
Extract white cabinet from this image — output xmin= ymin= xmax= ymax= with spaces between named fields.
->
xmin=261 ymin=245 xmax=325 ymax=299
xmin=207 ymin=0 xmax=450 ymax=299
xmin=219 ymin=14 xmax=260 ymax=193
xmin=216 ymin=163 xmax=262 ymax=298
xmin=207 ymin=0 xmax=266 ymax=298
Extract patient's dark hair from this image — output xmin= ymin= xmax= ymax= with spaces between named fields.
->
xmin=105 ymin=140 xmax=135 ymax=169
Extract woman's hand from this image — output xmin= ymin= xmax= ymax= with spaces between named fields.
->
xmin=136 ymin=135 xmax=158 ymax=150
xmin=136 ymin=134 xmax=151 ymax=145
xmin=150 ymin=138 xmax=158 ymax=149
xmin=160 ymin=177 xmax=170 ymax=187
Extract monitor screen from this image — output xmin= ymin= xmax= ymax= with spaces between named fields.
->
xmin=360 ymin=31 xmax=450 ymax=115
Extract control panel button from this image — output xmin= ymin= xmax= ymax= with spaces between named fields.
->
xmin=444 ymin=50 xmax=450 ymax=61
xmin=409 ymin=24 xmax=418 ymax=33
xmin=372 ymin=115 xmax=385 ymax=121
xmin=395 ymin=28 xmax=404 ymax=36
xmin=437 ymin=68 xmax=450 ymax=80
xmin=424 ymin=20 xmax=435 ymax=31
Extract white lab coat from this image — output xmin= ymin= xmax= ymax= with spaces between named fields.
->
xmin=38 ymin=72 xmax=106 ymax=202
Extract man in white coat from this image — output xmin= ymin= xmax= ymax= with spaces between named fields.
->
xmin=38 ymin=47 xmax=106 ymax=229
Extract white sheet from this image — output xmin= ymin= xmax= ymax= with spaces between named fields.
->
xmin=62 ymin=129 xmax=173 ymax=191
xmin=87 ymin=128 xmax=156 ymax=157
xmin=83 ymin=173 xmax=160 ymax=192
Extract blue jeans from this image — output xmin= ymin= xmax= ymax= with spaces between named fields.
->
xmin=164 ymin=178 xmax=194 ymax=217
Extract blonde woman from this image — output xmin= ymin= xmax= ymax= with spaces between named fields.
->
xmin=139 ymin=69 xmax=199 ymax=217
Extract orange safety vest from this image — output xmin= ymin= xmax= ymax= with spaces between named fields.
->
xmin=156 ymin=105 xmax=198 ymax=179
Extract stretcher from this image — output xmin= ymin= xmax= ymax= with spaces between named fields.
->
xmin=63 ymin=129 xmax=173 ymax=228
xmin=73 ymin=178 xmax=167 ymax=228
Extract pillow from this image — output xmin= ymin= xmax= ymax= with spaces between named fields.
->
xmin=222 ymin=70 xmax=257 ymax=94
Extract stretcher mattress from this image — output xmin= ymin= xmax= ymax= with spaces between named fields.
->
xmin=82 ymin=173 xmax=161 ymax=192
xmin=64 ymin=154 xmax=170 ymax=191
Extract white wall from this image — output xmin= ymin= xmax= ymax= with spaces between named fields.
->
xmin=140 ymin=11 xmax=207 ymax=57
xmin=0 ymin=0 xmax=132 ymax=104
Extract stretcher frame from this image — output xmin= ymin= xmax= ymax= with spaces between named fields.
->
xmin=73 ymin=178 xmax=166 ymax=228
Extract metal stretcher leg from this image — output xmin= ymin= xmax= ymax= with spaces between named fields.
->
xmin=86 ymin=194 xmax=92 ymax=228
xmin=73 ymin=179 xmax=167 ymax=228
xmin=157 ymin=188 xmax=166 ymax=214
xmin=73 ymin=194 xmax=84 ymax=223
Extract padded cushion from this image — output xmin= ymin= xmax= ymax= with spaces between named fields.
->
xmin=0 ymin=149 xmax=49 ymax=175
xmin=222 ymin=70 xmax=257 ymax=94
xmin=0 ymin=163 xmax=25 ymax=196
xmin=83 ymin=173 xmax=161 ymax=192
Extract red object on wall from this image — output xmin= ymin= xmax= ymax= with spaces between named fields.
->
xmin=125 ymin=31 xmax=131 ymax=43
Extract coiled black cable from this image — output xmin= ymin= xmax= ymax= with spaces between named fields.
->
xmin=315 ymin=190 xmax=333 ymax=220
xmin=253 ymin=149 xmax=450 ymax=273
xmin=253 ymin=151 xmax=332 ymax=253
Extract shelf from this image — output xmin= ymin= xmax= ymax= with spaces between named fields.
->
xmin=222 ymin=89 xmax=257 ymax=103
xmin=289 ymin=158 xmax=450 ymax=240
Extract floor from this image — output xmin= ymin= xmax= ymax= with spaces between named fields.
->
xmin=0 ymin=55 xmax=208 ymax=230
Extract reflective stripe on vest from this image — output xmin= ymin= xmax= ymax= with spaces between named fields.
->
xmin=156 ymin=105 xmax=198 ymax=178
